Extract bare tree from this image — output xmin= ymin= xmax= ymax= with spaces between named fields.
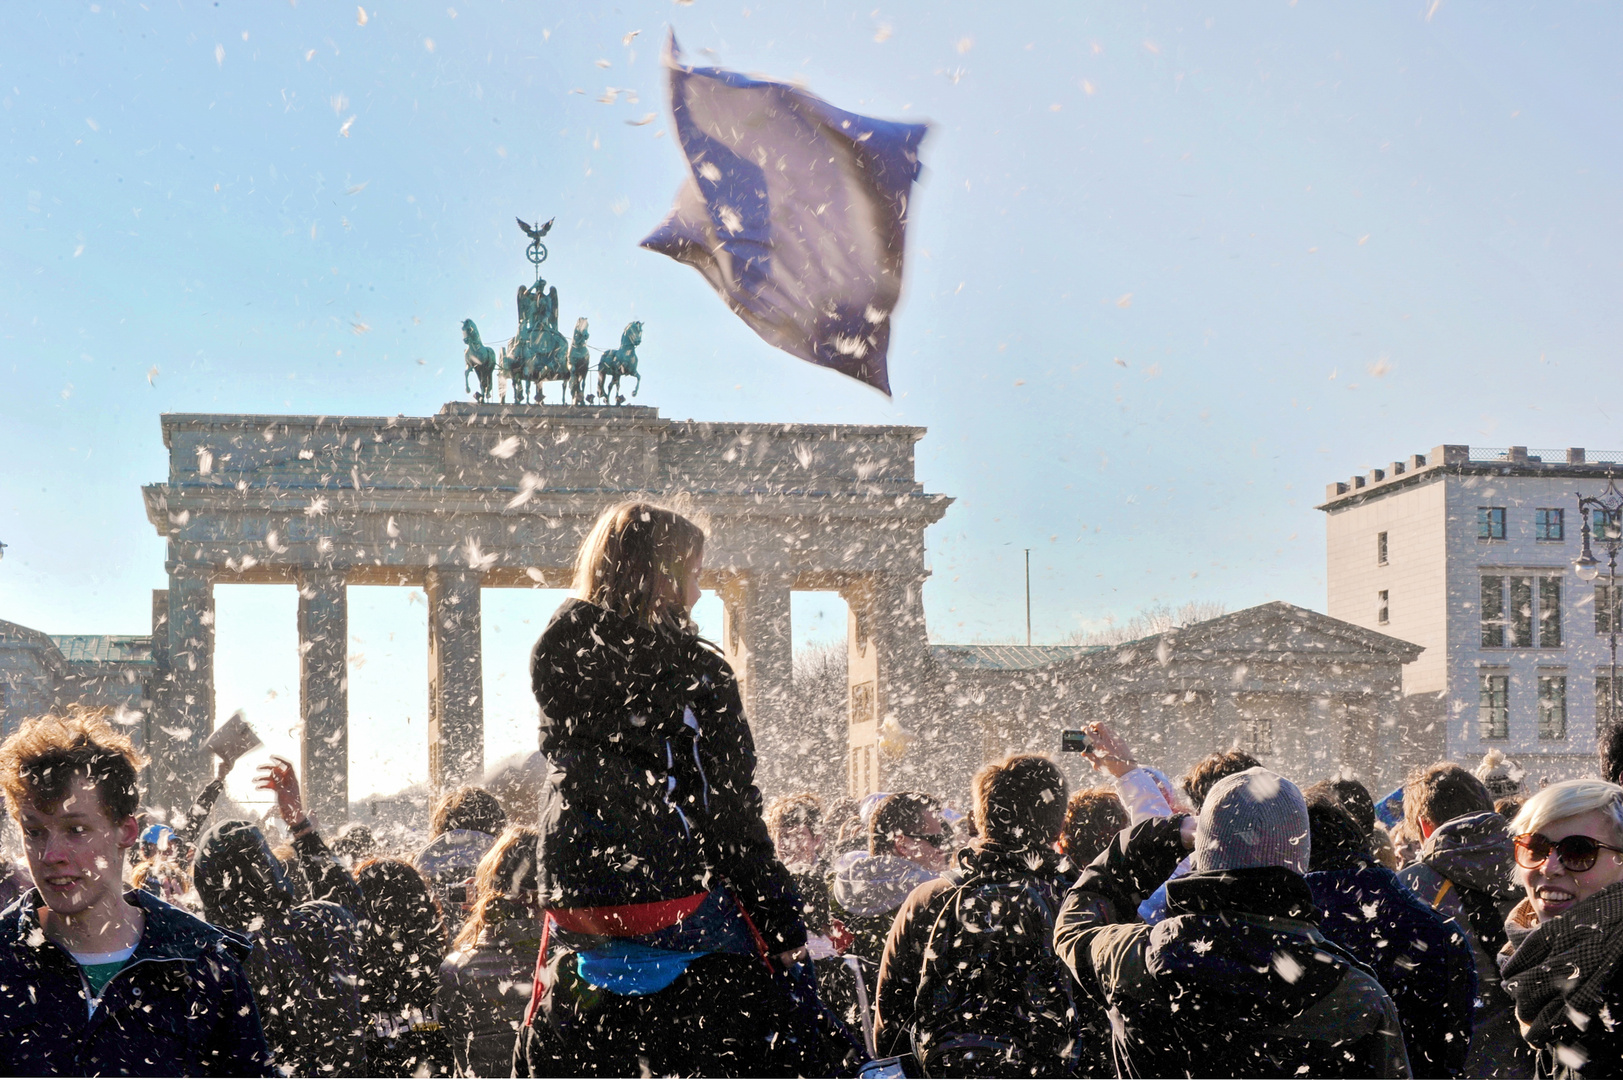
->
xmin=1064 ymin=600 xmax=1228 ymax=647
xmin=752 ymin=641 xmax=848 ymax=807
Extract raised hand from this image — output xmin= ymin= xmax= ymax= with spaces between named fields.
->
xmin=1082 ymin=721 xmax=1138 ymax=778
xmin=254 ymin=755 xmax=307 ymax=829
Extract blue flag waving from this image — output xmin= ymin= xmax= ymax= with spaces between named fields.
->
xmin=641 ymin=33 xmax=928 ymax=396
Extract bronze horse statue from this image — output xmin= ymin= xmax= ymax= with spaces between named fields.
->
xmin=595 ymin=321 xmax=643 ymax=404
xmin=567 ymin=318 xmax=591 ymax=406
xmin=462 ymin=319 xmax=496 ymax=403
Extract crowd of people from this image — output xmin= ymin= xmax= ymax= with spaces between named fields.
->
xmin=2 ymin=499 xmax=1623 ymax=1078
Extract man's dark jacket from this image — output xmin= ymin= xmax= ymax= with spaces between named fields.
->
xmin=1053 ymin=817 xmax=1412 ymax=1079
xmin=1399 ymin=810 xmax=1530 ymax=1079
xmin=0 ymin=887 xmax=273 ymax=1076
xmin=529 ymin=598 xmax=805 ymax=951
xmin=873 ymin=843 xmax=1097 ymax=1071
xmin=193 ymin=819 xmax=368 ymax=1076
xmin=1308 ymin=853 xmax=1477 ymax=1077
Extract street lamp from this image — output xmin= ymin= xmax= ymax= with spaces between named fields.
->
xmin=1577 ymin=480 xmax=1623 ymax=778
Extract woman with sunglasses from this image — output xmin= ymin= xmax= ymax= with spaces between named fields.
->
xmin=1500 ymin=778 xmax=1623 ymax=1078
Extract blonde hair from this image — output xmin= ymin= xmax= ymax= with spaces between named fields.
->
xmin=1511 ymin=778 xmax=1623 ymax=841
xmin=572 ymin=502 xmax=705 ymax=631
xmin=451 ymin=825 xmax=539 ymax=953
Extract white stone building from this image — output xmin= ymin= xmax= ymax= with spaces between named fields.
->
xmin=1320 ymin=444 xmax=1623 ymax=785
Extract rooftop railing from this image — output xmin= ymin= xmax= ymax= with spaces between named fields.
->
xmin=1467 ymin=447 xmax=1623 ymax=465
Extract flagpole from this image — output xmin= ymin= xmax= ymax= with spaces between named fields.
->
xmin=1025 ymin=548 xmax=1032 ymax=647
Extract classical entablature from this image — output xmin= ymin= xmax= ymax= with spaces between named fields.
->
xmin=141 ymin=403 xmax=951 ymax=819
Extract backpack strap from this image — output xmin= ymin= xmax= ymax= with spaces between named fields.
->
xmin=1430 ymin=879 xmax=1454 ymax=909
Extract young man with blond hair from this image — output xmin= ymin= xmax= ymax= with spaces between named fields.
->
xmin=0 ymin=707 xmax=272 ymax=1075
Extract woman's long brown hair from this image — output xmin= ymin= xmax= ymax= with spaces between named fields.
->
xmin=451 ymin=824 xmax=540 ymax=954
xmin=571 ymin=501 xmax=705 ymax=632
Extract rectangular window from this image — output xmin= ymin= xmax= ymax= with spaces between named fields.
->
xmin=1539 ymin=577 xmax=1563 ymax=647
xmin=1483 ymin=575 xmax=1564 ymax=649
xmin=1511 ymin=577 xmax=1535 ymax=647
xmin=1479 ymin=674 xmax=1510 ymax=739
xmin=1539 ymin=675 xmax=1568 ymax=739
xmin=1536 ymin=509 xmax=1565 ymax=541
xmin=1481 ymin=576 xmax=1506 ymax=647
xmin=1599 ymin=585 xmax=1623 ymax=637
xmin=1378 ymin=590 xmax=1390 ymax=624
xmin=1596 ymin=509 xmax=1623 ymax=543
xmin=1241 ymin=719 xmax=1274 ymax=757
xmin=1600 ymin=676 xmax=1621 ymax=736
xmin=1479 ymin=507 xmax=1507 ymax=540
xmin=1377 ymin=531 xmax=1389 ymax=565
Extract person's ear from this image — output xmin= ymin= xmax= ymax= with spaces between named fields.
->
xmin=115 ymin=815 xmax=141 ymax=850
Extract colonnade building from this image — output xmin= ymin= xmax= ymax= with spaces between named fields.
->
xmin=2 ymin=404 xmax=1454 ymax=815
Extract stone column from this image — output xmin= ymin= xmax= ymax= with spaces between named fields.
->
xmin=1213 ymin=690 xmax=1243 ymax=759
xmin=427 ymin=568 xmax=484 ymax=789
xmin=298 ymin=570 xmax=349 ymax=826
xmin=840 ymin=572 xmax=934 ymax=797
xmin=718 ymin=571 xmax=794 ymax=733
xmin=843 ymin=577 xmax=880 ymax=797
xmin=154 ymin=567 xmax=214 ymax=815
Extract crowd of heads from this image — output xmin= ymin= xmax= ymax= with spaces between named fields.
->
xmin=12 ymin=673 xmax=1623 ymax=1076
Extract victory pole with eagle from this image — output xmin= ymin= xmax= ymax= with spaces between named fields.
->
xmin=461 ymin=216 xmax=644 ymax=406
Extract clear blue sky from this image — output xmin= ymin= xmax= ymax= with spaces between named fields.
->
xmin=4 ymin=1 xmax=1620 ymax=799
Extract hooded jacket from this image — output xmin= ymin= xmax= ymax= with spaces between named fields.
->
xmin=831 ymin=851 xmax=939 ymax=973
xmin=0 ymin=887 xmax=273 ymax=1076
xmin=1054 ymin=817 xmax=1411 ymax=1079
xmin=192 ymin=819 xmax=368 ymax=1077
xmin=1308 ymin=856 xmax=1477 ymax=1077
xmin=1399 ymin=810 xmax=1530 ymax=1079
xmin=530 ymin=598 xmax=806 ymax=952
xmin=873 ymin=844 xmax=1094 ymax=1071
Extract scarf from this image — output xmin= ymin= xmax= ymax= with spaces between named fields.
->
xmin=1501 ymin=880 xmax=1623 ymax=1048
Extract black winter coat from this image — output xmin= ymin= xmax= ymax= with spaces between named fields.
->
xmin=192 ymin=820 xmax=369 ymax=1077
xmin=1054 ymin=817 xmax=1412 ymax=1079
xmin=1308 ymin=860 xmax=1478 ymax=1077
xmin=1399 ymin=811 xmax=1530 ymax=1079
xmin=530 ymin=598 xmax=806 ymax=951
xmin=0 ymin=888 xmax=274 ymax=1076
xmin=873 ymin=843 xmax=1095 ymax=1074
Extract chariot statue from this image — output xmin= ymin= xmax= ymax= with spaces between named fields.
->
xmin=460 ymin=215 xmax=646 ymax=406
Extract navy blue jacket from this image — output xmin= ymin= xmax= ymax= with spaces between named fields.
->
xmin=1308 ymin=861 xmax=1478 ymax=1078
xmin=0 ymin=887 xmax=273 ymax=1076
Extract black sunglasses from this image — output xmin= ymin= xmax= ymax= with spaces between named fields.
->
xmin=1514 ymin=832 xmax=1623 ymax=873
xmin=903 ymin=831 xmax=950 ymax=848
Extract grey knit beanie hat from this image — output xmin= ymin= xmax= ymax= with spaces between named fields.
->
xmin=1193 ymin=766 xmax=1311 ymax=874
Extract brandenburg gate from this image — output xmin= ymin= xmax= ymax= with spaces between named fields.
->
xmin=142 ymin=404 xmax=951 ymax=822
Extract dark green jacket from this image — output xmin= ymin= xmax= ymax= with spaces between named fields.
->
xmin=1053 ymin=817 xmax=1411 ymax=1079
